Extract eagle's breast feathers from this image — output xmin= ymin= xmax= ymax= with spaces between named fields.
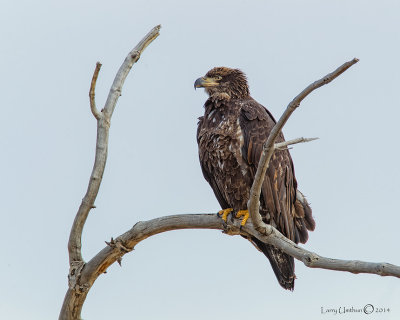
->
xmin=197 ymin=99 xmax=252 ymax=208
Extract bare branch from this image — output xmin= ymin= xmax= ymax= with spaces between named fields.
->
xmin=248 ymin=58 xmax=359 ymax=232
xmin=89 ymin=62 xmax=102 ymax=120
xmin=241 ymin=220 xmax=400 ymax=277
xmin=62 ymin=42 xmax=396 ymax=320
xmin=61 ymin=208 xmax=400 ymax=319
xmin=274 ymin=137 xmax=318 ymax=150
xmin=81 ymin=214 xmax=400 ymax=282
xmin=71 ymin=213 xmax=400 ymax=301
xmin=61 ymin=24 xmax=161 ymax=320
xmin=67 ymin=25 xmax=161 ymax=265
xmin=60 ymin=212 xmax=400 ymax=319
xmin=103 ymin=25 xmax=161 ymax=118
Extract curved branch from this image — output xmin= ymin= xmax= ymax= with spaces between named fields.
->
xmin=61 ymin=25 xmax=161 ymax=320
xmin=80 ymin=214 xmax=224 ymax=285
xmin=248 ymin=58 xmax=359 ymax=232
xmin=81 ymin=214 xmax=400 ymax=282
xmin=68 ymin=213 xmax=400 ymax=296
xmin=61 ymin=44 xmax=396 ymax=320
xmin=60 ymin=212 xmax=400 ymax=319
xmin=89 ymin=62 xmax=102 ymax=120
xmin=67 ymin=25 xmax=161 ymax=266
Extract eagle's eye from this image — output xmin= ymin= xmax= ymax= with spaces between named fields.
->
xmin=215 ymin=75 xmax=222 ymax=81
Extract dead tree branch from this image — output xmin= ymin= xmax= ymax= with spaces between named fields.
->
xmin=248 ymin=58 xmax=359 ymax=233
xmin=67 ymin=24 xmax=161 ymax=265
xmin=60 ymin=25 xmax=161 ymax=320
xmin=82 ymin=214 xmax=400 ymax=281
xmin=62 ymin=212 xmax=400 ymax=319
xmin=89 ymin=62 xmax=102 ymax=120
xmin=59 ymin=30 xmax=399 ymax=320
xmin=274 ymin=137 xmax=318 ymax=150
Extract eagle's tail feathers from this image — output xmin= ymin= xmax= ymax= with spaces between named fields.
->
xmin=252 ymin=237 xmax=295 ymax=290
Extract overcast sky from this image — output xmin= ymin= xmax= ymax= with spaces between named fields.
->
xmin=1 ymin=0 xmax=400 ymax=319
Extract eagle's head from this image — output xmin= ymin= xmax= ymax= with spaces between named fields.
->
xmin=194 ymin=67 xmax=250 ymax=100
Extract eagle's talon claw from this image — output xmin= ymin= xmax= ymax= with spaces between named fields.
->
xmin=236 ymin=209 xmax=249 ymax=227
xmin=218 ymin=208 xmax=233 ymax=222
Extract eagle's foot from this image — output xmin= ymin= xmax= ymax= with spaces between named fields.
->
xmin=218 ymin=208 xmax=233 ymax=222
xmin=236 ymin=210 xmax=249 ymax=227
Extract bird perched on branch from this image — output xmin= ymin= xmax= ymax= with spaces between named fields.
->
xmin=194 ymin=67 xmax=315 ymax=290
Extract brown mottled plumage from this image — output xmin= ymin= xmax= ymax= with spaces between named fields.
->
xmin=195 ymin=67 xmax=315 ymax=290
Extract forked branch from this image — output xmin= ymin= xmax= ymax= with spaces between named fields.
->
xmin=67 ymin=25 xmax=161 ymax=265
xmin=60 ymin=31 xmax=399 ymax=320
xmin=60 ymin=25 xmax=161 ymax=320
xmin=248 ymin=58 xmax=359 ymax=232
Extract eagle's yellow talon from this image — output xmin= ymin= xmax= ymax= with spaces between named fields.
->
xmin=218 ymin=208 xmax=233 ymax=222
xmin=236 ymin=210 xmax=249 ymax=226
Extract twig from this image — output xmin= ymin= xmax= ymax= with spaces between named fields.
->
xmin=248 ymin=58 xmax=359 ymax=232
xmin=89 ymin=62 xmax=102 ymax=120
xmin=274 ymin=137 xmax=318 ymax=150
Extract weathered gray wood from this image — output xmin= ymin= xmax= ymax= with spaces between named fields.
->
xmin=60 ymin=25 xmax=161 ymax=320
xmin=274 ymin=137 xmax=318 ymax=150
xmin=67 ymin=24 xmax=161 ymax=265
xmin=89 ymin=62 xmax=102 ymax=120
xmin=60 ymin=209 xmax=400 ymax=319
xmin=82 ymin=214 xmax=400 ymax=292
xmin=248 ymin=58 xmax=359 ymax=233
xmin=59 ymin=32 xmax=399 ymax=320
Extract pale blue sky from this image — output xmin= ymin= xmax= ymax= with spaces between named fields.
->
xmin=1 ymin=0 xmax=399 ymax=319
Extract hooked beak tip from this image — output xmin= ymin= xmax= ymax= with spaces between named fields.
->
xmin=194 ymin=77 xmax=204 ymax=90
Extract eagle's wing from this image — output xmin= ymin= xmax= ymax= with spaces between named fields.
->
xmin=239 ymin=99 xmax=302 ymax=289
xmin=239 ymin=99 xmax=298 ymax=242
xmin=197 ymin=116 xmax=230 ymax=210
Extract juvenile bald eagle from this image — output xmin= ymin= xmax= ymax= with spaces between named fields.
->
xmin=195 ymin=67 xmax=315 ymax=290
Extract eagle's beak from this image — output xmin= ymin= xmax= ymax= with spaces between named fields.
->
xmin=194 ymin=77 xmax=220 ymax=90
